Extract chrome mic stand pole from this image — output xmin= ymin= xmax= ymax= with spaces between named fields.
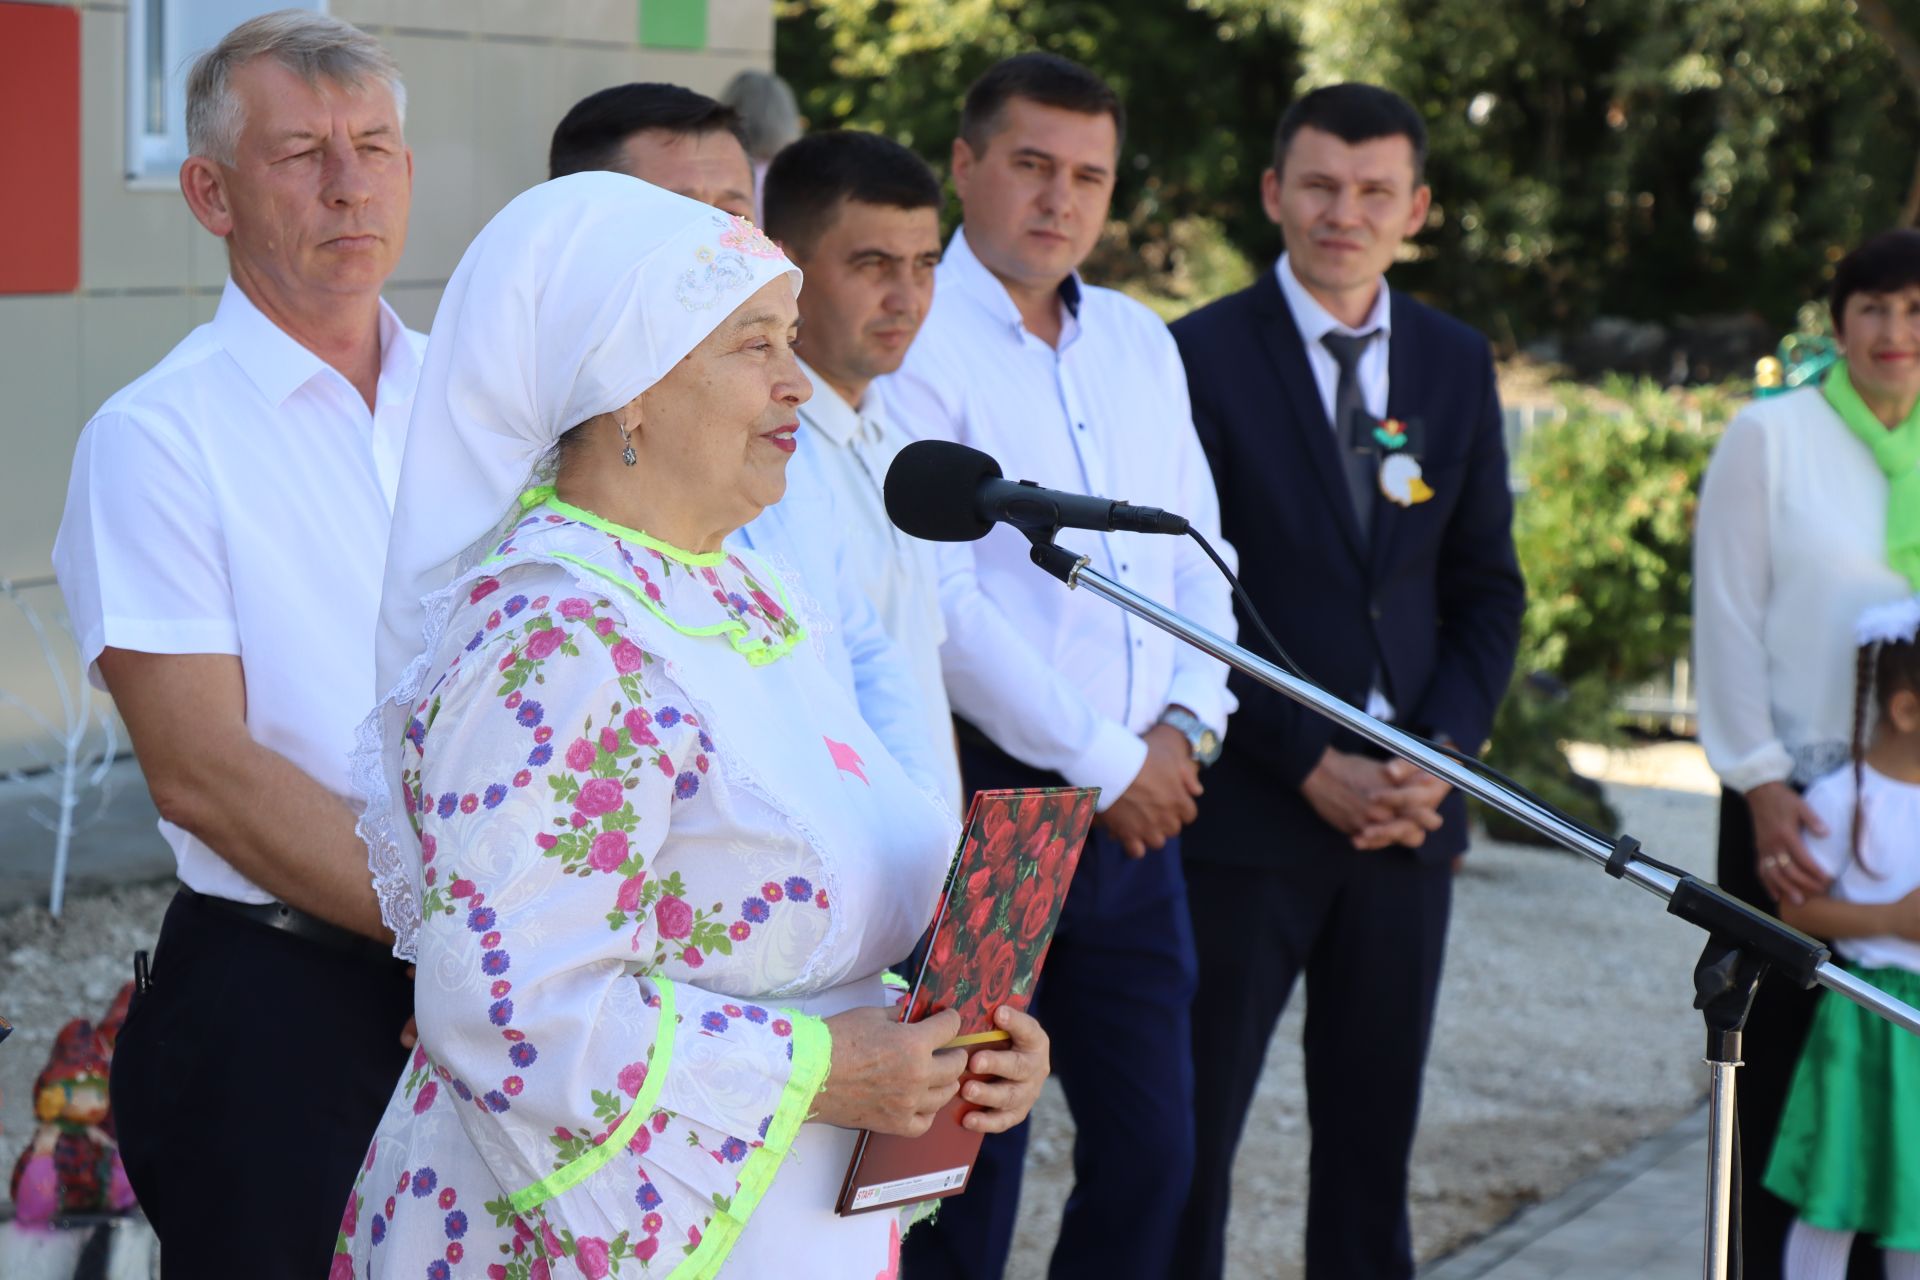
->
xmin=1025 ymin=538 xmax=1920 ymax=1280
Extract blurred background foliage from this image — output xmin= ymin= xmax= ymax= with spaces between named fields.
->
xmin=778 ymin=0 xmax=1920 ymax=346
xmin=775 ymin=0 xmax=1913 ymax=836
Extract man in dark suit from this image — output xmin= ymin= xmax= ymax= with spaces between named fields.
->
xmin=1169 ymin=84 xmax=1525 ymax=1279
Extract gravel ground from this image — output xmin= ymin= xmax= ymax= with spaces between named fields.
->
xmin=1008 ymin=741 xmax=1723 ymax=1278
xmin=1 ymin=744 xmax=1721 ymax=1279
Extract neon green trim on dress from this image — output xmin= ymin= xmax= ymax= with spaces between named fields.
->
xmin=506 ymin=977 xmax=679 ymax=1214
xmin=496 ymin=488 xmax=805 ymax=666
xmin=521 ymin=486 xmax=729 ymax=567
xmin=667 ymin=1009 xmax=833 ymax=1280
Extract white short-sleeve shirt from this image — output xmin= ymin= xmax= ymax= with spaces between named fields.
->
xmin=52 ymin=279 xmax=426 ymax=903
xmin=1803 ymin=763 xmax=1920 ymax=973
xmin=882 ymin=227 xmax=1237 ymax=806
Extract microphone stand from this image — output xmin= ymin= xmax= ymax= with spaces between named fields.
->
xmin=1024 ymin=537 xmax=1920 ymax=1280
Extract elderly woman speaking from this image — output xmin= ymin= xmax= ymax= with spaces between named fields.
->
xmin=336 ymin=173 xmax=1048 ymax=1279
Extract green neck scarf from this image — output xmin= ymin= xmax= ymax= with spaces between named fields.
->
xmin=1824 ymin=359 xmax=1920 ymax=589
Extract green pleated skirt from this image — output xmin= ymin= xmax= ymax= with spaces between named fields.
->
xmin=1763 ymin=965 xmax=1920 ymax=1249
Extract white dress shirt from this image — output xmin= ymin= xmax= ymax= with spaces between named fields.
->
xmin=736 ymin=438 xmax=947 ymax=806
xmin=1275 ymin=253 xmax=1396 ymax=720
xmin=789 ymin=363 xmax=960 ymax=811
xmin=53 ymin=279 xmax=426 ymax=903
xmin=885 ymin=227 xmax=1237 ymax=808
xmin=1694 ymin=386 xmax=1909 ymax=791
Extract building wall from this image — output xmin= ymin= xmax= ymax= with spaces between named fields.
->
xmin=0 ymin=0 xmax=771 ymax=774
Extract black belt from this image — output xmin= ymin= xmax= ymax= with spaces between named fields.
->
xmin=178 ymin=886 xmax=398 ymax=965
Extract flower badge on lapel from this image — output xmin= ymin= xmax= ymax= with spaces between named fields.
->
xmin=1379 ymin=453 xmax=1434 ymax=506
xmin=1373 ymin=417 xmax=1410 ymax=450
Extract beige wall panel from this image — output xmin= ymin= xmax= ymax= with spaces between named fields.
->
xmin=385 ymin=32 xmax=478 ymax=287
xmin=631 ymin=48 xmax=760 ymax=97
xmin=188 ymin=289 xmax=222 ymax=327
xmin=561 ymin=0 xmax=636 ymax=45
xmin=347 ymin=0 xmax=470 ymax=36
xmin=187 ymin=217 xmax=234 ymax=291
xmin=80 ymin=7 xmax=196 ymax=290
xmin=77 ymin=292 xmax=194 ymax=423
xmin=472 ymin=37 xmax=557 ymax=216
xmin=708 ymin=0 xmax=773 ymax=56
xmin=383 ymin=281 xmax=445 ymax=333
xmin=0 ymin=296 xmax=81 ymax=581
xmin=475 ymin=0 xmax=554 ymax=40
xmin=553 ymin=44 xmax=655 ymax=113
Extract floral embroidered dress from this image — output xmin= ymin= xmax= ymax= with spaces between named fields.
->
xmin=338 ymin=492 xmax=955 ymax=1279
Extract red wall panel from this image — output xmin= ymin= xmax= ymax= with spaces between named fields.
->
xmin=0 ymin=2 xmax=81 ymax=294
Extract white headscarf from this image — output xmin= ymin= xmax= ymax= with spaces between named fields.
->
xmin=355 ymin=171 xmax=802 ymax=958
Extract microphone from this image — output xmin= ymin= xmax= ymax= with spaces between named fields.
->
xmin=883 ymin=440 xmax=1189 ymax=542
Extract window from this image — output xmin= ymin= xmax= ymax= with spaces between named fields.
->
xmin=125 ymin=0 xmax=325 ymax=183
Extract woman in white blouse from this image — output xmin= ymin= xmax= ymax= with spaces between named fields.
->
xmin=1695 ymin=229 xmax=1920 ymax=1277
xmin=339 ymin=173 xmax=1049 ymax=1280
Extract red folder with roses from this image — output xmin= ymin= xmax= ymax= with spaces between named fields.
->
xmin=835 ymin=785 xmax=1098 ymax=1216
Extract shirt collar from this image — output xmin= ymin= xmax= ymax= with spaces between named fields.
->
xmin=213 ymin=277 xmax=417 ymax=408
xmin=1276 ymin=252 xmax=1392 ymax=346
xmin=796 ymin=357 xmax=867 ymax=447
xmin=942 ymin=225 xmax=1086 ymax=344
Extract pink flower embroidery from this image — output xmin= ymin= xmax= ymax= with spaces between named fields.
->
xmin=413 ymin=1081 xmax=438 ymax=1114
xmin=682 ymin=945 xmax=704 ymax=969
xmin=525 ymin=627 xmax=565 ymax=661
xmin=558 ymin=598 xmax=592 ymax=619
xmin=617 ymin=1061 xmax=648 ymax=1097
xmin=719 ymin=214 xmax=783 ymax=259
xmin=627 ymin=1125 xmax=651 ymax=1155
xmin=599 ymin=727 xmax=620 ymax=754
xmin=587 ymin=830 xmax=628 ymax=873
xmin=565 ymin=738 xmax=596 ymax=772
xmin=610 ymin=638 xmax=646 ymax=673
xmin=469 ymin=578 xmax=499 ymax=604
xmin=575 ymin=778 xmax=625 ymax=817
xmin=655 ymin=895 xmax=693 ymax=939
xmin=616 ymin=874 xmax=646 ymax=912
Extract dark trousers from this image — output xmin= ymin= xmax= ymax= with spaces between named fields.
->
xmin=110 ymin=888 xmax=414 ymax=1279
xmin=1176 ymin=844 xmax=1452 ymax=1280
xmin=901 ymin=741 xmax=1199 ymax=1280
xmin=1714 ymin=788 xmax=1880 ymax=1280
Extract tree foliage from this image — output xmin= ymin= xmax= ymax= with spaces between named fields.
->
xmin=777 ymin=0 xmax=1920 ymax=346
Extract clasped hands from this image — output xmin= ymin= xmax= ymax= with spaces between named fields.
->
xmin=814 ymin=1004 xmax=1050 ymax=1137
xmin=1302 ymin=746 xmax=1451 ymax=850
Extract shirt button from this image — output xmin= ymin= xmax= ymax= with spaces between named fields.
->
xmin=1076 ymin=422 xmax=1086 ymax=431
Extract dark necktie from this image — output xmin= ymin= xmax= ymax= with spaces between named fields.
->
xmin=1321 ymin=329 xmax=1379 ymax=546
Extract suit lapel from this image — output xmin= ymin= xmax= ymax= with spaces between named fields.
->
xmin=1374 ymin=290 xmax=1419 ymax=576
xmin=1374 ymin=293 xmax=1436 ymax=579
xmin=1250 ymin=269 xmax=1366 ymax=564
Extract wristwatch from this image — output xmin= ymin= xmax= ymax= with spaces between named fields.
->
xmin=1159 ymin=707 xmax=1222 ymax=766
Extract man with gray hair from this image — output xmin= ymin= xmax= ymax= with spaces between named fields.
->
xmin=51 ymin=12 xmax=420 ymax=1275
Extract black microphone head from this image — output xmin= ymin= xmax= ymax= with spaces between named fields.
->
xmin=884 ymin=439 xmax=1004 ymax=542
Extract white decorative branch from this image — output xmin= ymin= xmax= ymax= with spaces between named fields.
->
xmin=0 ymin=578 xmax=119 ymax=917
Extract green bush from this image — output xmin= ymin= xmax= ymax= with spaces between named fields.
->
xmin=1480 ymin=375 xmax=1742 ymax=842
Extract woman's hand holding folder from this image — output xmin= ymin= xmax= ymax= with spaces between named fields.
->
xmin=816 ymin=1005 xmax=968 ymax=1136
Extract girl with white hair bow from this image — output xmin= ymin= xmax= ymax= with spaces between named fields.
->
xmin=335 ymin=173 xmax=1049 ymax=1279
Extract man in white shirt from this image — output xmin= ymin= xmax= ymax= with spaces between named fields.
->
xmin=50 ymin=15 xmax=419 ymax=1277
xmin=758 ymin=129 xmax=962 ymax=811
xmin=1169 ymin=85 xmax=1523 ymax=1279
xmin=549 ymin=84 xmax=949 ymax=800
xmin=889 ymin=53 xmax=1237 ymax=1280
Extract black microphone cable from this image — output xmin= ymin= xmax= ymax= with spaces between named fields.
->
xmin=1182 ymin=525 xmax=1690 ymax=879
